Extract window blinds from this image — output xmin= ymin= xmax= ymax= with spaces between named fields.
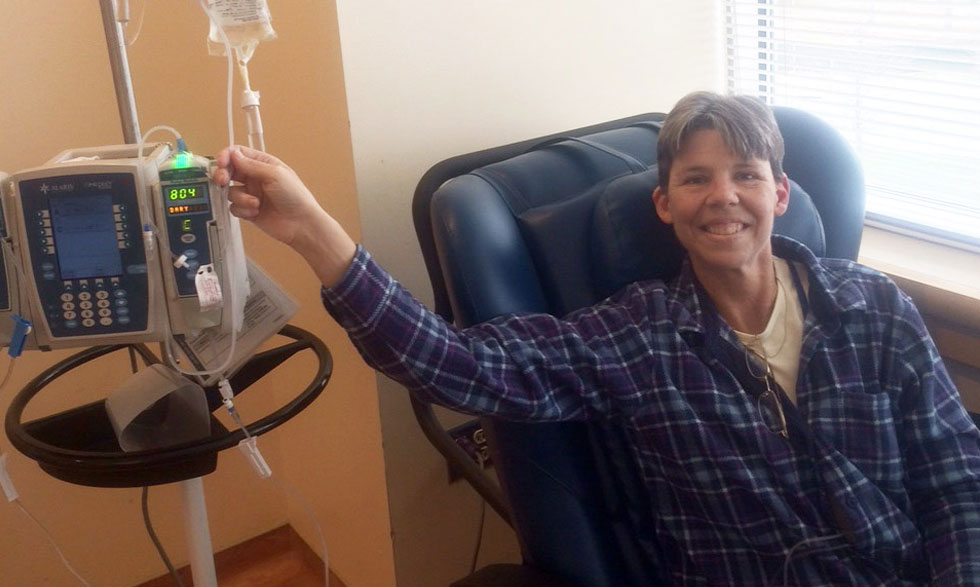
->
xmin=726 ymin=0 xmax=980 ymax=247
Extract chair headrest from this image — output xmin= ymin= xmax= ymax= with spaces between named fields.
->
xmin=432 ymin=121 xmax=829 ymax=319
xmin=590 ymin=170 xmax=825 ymax=301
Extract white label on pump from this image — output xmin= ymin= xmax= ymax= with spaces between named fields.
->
xmin=195 ymin=264 xmax=223 ymax=311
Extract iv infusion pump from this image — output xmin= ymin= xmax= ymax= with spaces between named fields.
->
xmin=0 ymin=171 xmax=25 ymax=348
xmin=0 ymin=143 xmax=236 ymax=350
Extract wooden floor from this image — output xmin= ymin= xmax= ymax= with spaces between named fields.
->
xmin=136 ymin=525 xmax=346 ymax=587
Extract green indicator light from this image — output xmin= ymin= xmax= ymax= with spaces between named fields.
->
xmin=174 ymin=152 xmax=194 ymax=169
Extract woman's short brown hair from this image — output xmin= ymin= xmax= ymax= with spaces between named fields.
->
xmin=657 ymin=91 xmax=785 ymax=192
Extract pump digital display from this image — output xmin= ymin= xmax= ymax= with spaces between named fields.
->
xmin=168 ymin=187 xmax=198 ymax=200
xmin=165 ymin=182 xmax=210 ymax=216
xmin=49 ymin=194 xmax=123 ymax=279
xmin=166 ymin=184 xmax=206 ymax=201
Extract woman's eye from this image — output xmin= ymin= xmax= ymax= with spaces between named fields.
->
xmin=681 ymin=176 xmax=707 ymax=185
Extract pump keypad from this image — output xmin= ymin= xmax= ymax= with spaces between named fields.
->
xmin=48 ymin=277 xmax=131 ymax=330
xmin=17 ymin=173 xmax=150 ymax=338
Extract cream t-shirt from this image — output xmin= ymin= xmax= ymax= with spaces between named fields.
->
xmin=733 ymin=258 xmax=807 ymax=404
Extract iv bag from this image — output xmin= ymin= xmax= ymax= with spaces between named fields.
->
xmin=206 ymin=0 xmax=277 ymax=63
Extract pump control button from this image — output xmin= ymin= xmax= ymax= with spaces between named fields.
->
xmin=100 ymin=317 xmax=113 ymax=326
xmin=64 ymin=320 xmax=78 ymax=329
xmin=78 ymin=292 xmax=92 ymax=301
xmin=60 ymin=293 xmax=74 ymax=302
xmin=97 ymin=299 xmax=110 ymax=309
xmin=82 ymin=318 xmax=95 ymax=328
xmin=98 ymin=308 xmax=112 ymax=318
xmin=61 ymin=302 xmax=75 ymax=311
xmin=181 ymin=234 xmax=197 ymax=244
xmin=63 ymin=311 xmax=77 ymax=320
xmin=96 ymin=291 xmax=109 ymax=300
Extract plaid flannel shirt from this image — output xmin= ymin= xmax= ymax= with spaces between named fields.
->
xmin=322 ymin=236 xmax=980 ymax=586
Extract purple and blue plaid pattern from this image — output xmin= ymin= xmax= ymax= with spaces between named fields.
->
xmin=323 ymin=237 xmax=980 ymax=586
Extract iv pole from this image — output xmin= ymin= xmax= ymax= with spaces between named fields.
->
xmin=97 ymin=2 xmax=218 ymax=585
xmin=99 ymin=0 xmax=141 ymax=144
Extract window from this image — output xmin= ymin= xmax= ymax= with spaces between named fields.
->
xmin=726 ymin=0 xmax=980 ymax=249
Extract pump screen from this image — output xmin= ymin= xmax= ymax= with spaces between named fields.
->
xmin=50 ymin=194 xmax=123 ymax=279
xmin=166 ymin=184 xmax=206 ymax=202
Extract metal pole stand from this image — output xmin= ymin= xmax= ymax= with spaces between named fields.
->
xmin=180 ymin=477 xmax=218 ymax=587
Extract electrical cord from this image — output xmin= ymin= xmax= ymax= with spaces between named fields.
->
xmin=142 ymin=486 xmax=187 ymax=587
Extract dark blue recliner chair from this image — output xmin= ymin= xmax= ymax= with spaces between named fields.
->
xmin=411 ymin=107 xmax=865 ymax=586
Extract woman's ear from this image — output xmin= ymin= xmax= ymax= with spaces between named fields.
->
xmin=653 ymin=186 xmax=673 ymax=224
xmin=773 ymin=174 xmax=790 ymax=217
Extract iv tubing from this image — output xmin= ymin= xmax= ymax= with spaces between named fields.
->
xmin=198 ymin=13 xmax=328 ymax=583
xmin=2 ymin=453 xmax=90 ymax=585
xmin=242 ymin=92 xmax=266 ymax=152
xmin=236 ymin=48 xmax=266 ymax=152
xmin=199 ymin=0 xmax=236 ymax=148
xmin=13 ymin=500 xmax=91 ymax=586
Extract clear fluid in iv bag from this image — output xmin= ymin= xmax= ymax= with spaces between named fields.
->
xmin=206 ymin=0 xmax=277 ymax=60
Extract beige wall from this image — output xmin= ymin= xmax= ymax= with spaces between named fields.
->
xmin=332 ymin=1 xmax=725 ymax=584
xmin=0 ymin=2 xmax=393 ymax=586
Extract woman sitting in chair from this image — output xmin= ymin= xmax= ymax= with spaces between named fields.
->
xmin=215 ymin=92 xmax=980 ymax=586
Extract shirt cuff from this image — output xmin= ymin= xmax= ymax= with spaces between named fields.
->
xmin=320 ymin=245 xmax=396 ymax=332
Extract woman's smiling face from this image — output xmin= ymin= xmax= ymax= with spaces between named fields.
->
xmin=653 ymin=128 xmax=789 ymax=283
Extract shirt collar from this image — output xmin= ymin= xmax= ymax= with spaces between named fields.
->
xmin=667 ymin=235 xmax=869 ymax=346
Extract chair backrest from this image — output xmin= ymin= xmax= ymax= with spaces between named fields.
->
xmin=412 ymin=107 xmax=865 ymax=586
